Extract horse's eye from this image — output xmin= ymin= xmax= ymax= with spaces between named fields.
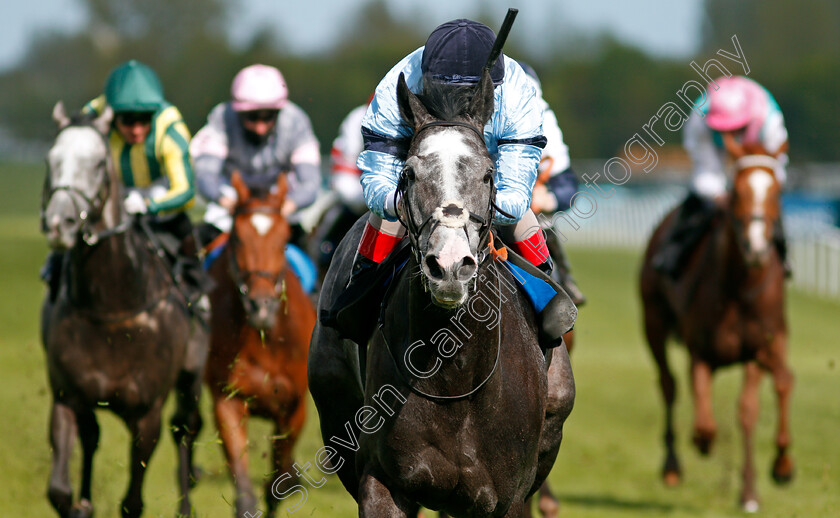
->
xmin=404 ymin=166 xmax=415 ymax=181
xmin=483 ymin=169 xmax=493 ymax=184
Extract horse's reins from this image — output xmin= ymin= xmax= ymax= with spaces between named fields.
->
xmin=375 ymin=119 xmax=515 ymax=400
xmin=378 ymin=258 xmax=504 ymax=402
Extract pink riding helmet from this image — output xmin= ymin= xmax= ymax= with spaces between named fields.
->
xmin=231 ymin=64 xmax=288 ymax=112
xmin=705 ymin=76 xmax=767 ymax=142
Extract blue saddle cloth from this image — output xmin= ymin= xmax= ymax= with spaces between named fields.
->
xmin=499 ymin=261 xmax=556 ymax=313
xmin=204 ymin=242 xmax=317 ymax=294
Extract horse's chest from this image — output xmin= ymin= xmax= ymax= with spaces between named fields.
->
xmin=373 ymin=400 xmax=538 ymax=514
xmin=696 ymin=304 xmax=775 ymax=365
xmin=48 ymin=309 xmax=184 ymax=405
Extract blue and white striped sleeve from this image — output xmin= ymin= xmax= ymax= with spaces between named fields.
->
xmin=358 ymin=48 xmax=424 ymax=221
xmin=491 ymin=59 xmax=546 ymax=224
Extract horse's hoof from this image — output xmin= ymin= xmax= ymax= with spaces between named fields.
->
xmin=742 ymin=498 xmax=760 ymax=513
xmin=69 ymin=499 xmax=94 ymax=518
xmin=538 ymin=493 xmax=560 ymax=518
xmin=663 ymin=470 xmax=681 ymax=487
xmin=771 ymin=456 xmax=795 ymax=484
xmin=692 ymin=430 xmax=715 ymax=456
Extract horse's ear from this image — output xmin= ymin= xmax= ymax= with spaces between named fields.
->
xmin=231 ymin=170 xmax=250 ymax=204
xmin=397 ymin=73 xmax=432 ymax=130
xmin=722 ymin=131 xmax=746 ymax=160
xmin=467 ymin=69 xmax=495 ymax=128
xmin=92 ymin=106 xmax=113 ymax=135
xmin=52 ymin=101 xmax=70 ymax=129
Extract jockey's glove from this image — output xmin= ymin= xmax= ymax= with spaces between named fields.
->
xmin=124 ymin=191 xmax=148 ymax=215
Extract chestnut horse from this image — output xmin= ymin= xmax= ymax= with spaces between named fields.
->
xmin=639 ymin=134 xmax=793 ymax=511
xmin=205 ymin=172 xmax=315 ymax=517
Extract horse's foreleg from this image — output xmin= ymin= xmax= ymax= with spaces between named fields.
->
xmin=265 ymin=402 xmax=307 ymax=517
xmin=171 ymin=369 xmax=204 ymax=516
xmin=359 ymin=470 xmax=417 ymax=518
xmin=73 ymin=409 xmax=99 ymax=518
xmin=121 ymin=400 xmax=163 ymax=518
xmin=644 ymin=305 xmax=680 ymax=485
xmin=690 ymin=356 xmax=716 ymax=455
xmin=214 ymin=396 xmax=257 ymax=518
xmin=536 ymin=481 xmax=559 ymax=518
xmin=767 ymin=335 xmax=794 ymax=485
xmin=47 ymin=401 xmax=78 ymax=517
xmin=738 ymin=361 xmax=762 ymax=512
xmin=308 ymin=324 xmax=365 ymax=499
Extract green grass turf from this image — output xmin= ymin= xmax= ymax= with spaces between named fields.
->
xmin=1 ymin=161 xmax=837 ymax=516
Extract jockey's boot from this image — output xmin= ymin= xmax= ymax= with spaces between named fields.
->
xmin=325 ymin=222 xmax=405 ymax=345
xmin=545 ymin=234 xmax=586 ymax=306
xmin=774 ymin=217 xmax=792 ymax=278
xmin=509 ymin=233 xmax=577 ymax=350
xmin=40 ymin=251 xmax=65 ymax=303
xmin=652 ymin=193 xmax=715 ymax=279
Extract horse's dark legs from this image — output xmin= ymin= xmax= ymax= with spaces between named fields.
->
xmin=643 ymin=302 xmax=680 ymax=485
xmin=738 ymin=361 xmax=762 ymax=512
xmin=767 ymin=335 xmax=795 ymax=486
xmin=171 ymin=369 xmax=203 ymax=517
xmin=72 ymin=409 xmax=99 ymax=518
xmin=265 ymin=404 xmax=307 ymax=517
xmin=359 ymin=470 xmax=418 ymax=518
xmin=121 ymin=401 xmax=163 ymax=518
xmin=308 ymin=323 xmax=365 ymax=499
xmin=214 ymin=397 xmax=258 ymax=518
xmin=690 ymin=356 xmax=717 ymax=455
xmin=48 ymin=402 xmax=78 ymax=517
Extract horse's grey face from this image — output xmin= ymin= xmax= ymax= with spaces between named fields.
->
xmin=405 ymin=128 xmax=494 ymax=307
xmin=43 ymin=102 xmax=112 ymax=250
xmin=397 ymin=71 xmax=496 ymax=308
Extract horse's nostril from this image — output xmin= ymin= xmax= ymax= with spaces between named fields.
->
xmin=457 ymin=256 xmax=477 ymax=280
xmin=425 ymin=255 xmax=445 ymax=280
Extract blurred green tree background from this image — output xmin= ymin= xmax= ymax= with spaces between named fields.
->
xmin=0 ymin=0 xmax=837 ymax=160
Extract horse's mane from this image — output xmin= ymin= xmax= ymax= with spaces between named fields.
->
xmin=418 ymin=78 xmax=476 ymax=122
xmin=69 ymin=111 xmax=98 ymax=127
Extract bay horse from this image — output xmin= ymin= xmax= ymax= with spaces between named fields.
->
xmin=204 ymin=172 xmax=314 ymax=518
xmin=639 ymin=133 xmax=793 ymax=511
xmin=41 ymin=103 xmax=207 ymax=518
xmin=309 ymin=70 xmax=576 ymax=517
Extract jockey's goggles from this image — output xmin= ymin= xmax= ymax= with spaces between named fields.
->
xmin=115 ymin=112 xmax=153 ymax=126
xmin=240 ymin=110 xmax=279 ymax=123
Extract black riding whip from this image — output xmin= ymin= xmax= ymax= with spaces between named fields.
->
xmin=483 ymin=8 xmax=519 ymax=75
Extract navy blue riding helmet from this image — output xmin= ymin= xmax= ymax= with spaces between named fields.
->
xmin=421 ymin=19 xmax=505 ymax=86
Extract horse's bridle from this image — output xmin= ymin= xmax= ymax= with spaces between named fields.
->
xmin=41 ymin=123 xmax=129 ymax=246
xmin=395 ymin=120 xmax=514 ymax=282
xmin=228 ymin=205 xmax=289 ymax=304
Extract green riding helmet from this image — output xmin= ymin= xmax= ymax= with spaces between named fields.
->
xmin=104 ymin=60 xmax=166 ymax=113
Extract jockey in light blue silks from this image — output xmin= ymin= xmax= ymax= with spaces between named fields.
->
xmin=328 ymin=19 xmax=576 ymax=350
xmin=356 ymin=20 xmax=549 ymax=272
